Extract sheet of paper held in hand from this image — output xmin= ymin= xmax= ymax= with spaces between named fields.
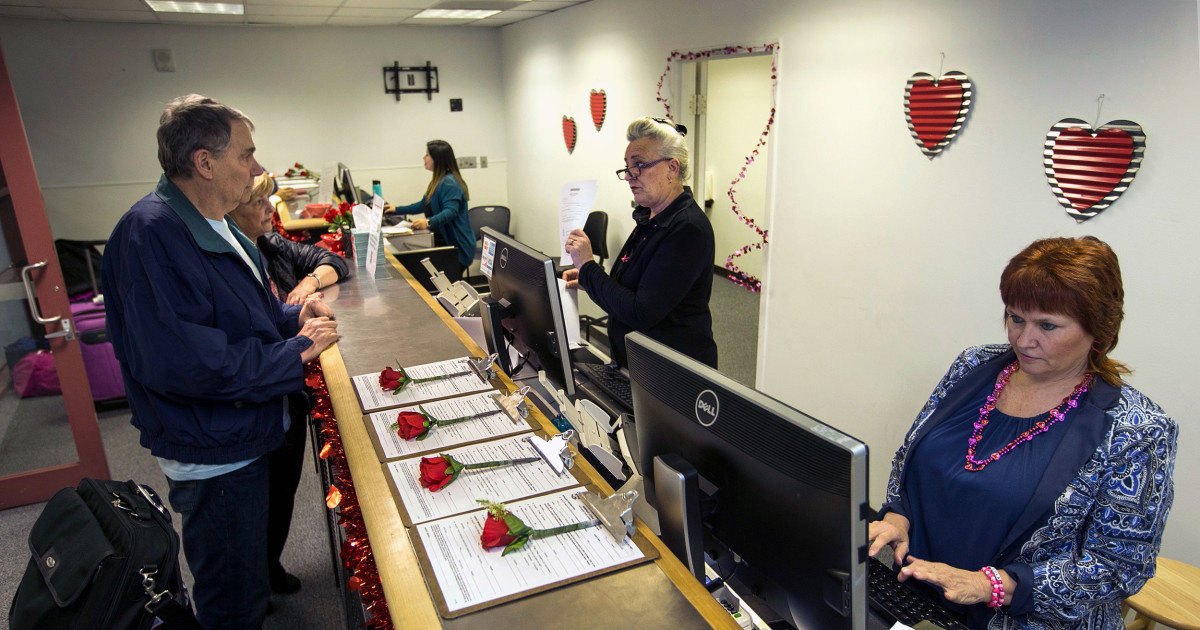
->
xmin=368 ymin=392 xmax=534 ymax=461
xmin=352 ymin=357 xmax=494 ymax=412
xmin=558 ymin=179 xmax=597 ymax=265
xmin=416 ymin=488 xmax=647 ymax=614
xmin=385 ymin=434 xmax=582 ymax=525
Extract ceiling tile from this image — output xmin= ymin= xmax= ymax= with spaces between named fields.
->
xmin=38 ymin=0 xmax=146 ymax=8
xmin=244 ymin=4 xmax=332 ymax=17
xmin=401 ymin=16 xmax=480 ymax=26
xmin=333 ymin=7 xmax=420 ymax=18
xmin=156 ymin=12 xmax=246 ymax=24
xmin=57 ymin=8 xmax=159 ymax=22
xmin=470 ymin=10 xmax=545 ymax=25
xmin=341 ymin=0 xmax=430 ymax=7
xmin=245 ymin=0 xmax=343 ymax=6
xmin=325 ymin=15 xmax=404 ymax=26
xmin=0 ymin=7 xmax=62 ymax=18
xmin=246 ymin=15 xmax=328 ymax=25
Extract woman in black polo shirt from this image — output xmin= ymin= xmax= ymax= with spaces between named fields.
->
xmin=563 ymin=117 xmax=717 ymax=369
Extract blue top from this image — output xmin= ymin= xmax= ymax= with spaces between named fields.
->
xmin=395 ymin=174 xmax=474 ymax=268
xmin=906 ymin=382 xmax=1073 ymax=622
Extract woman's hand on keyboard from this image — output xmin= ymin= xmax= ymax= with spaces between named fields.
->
xmin=867 ymin=511 xmax=911 ymax=564
xmin=897 ymin=557 xmax=996 ymax=606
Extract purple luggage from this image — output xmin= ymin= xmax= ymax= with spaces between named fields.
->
xmin=70 ymin=300 xmax=125 ymax=403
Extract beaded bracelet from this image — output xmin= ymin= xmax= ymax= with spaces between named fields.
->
xmin=979 ymin=566 xmax=1004 ymax=609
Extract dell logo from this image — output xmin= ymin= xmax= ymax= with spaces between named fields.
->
xmin=499 ymin=247 xmax=509 ymax=268
xmin=695 ymin=389 xmax=719 ymax=426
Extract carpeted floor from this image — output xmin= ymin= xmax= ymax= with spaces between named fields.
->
xmin=0 ymin=401 xmax=343 ymax=630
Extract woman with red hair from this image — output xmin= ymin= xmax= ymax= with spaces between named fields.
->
xmin=868 ymin=236 xmax=1176 ymax=629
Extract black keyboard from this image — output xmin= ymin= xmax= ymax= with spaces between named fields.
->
xmin=868 ymin=557 xmax=970 ymax=630
xmin=576 ymin=362 xmax=633 ymax=410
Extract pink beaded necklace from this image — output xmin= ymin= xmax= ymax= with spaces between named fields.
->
xmin=964 ymin=360 xmax=1094 ymax=472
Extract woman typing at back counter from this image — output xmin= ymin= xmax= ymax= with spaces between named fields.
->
xmin=868 ymin=236 xmax=1176 ymax=629
xmin=563 ymin=117 xmax=717 ymax=369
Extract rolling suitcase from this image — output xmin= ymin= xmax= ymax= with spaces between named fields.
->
xmin=8 ymin=478 xmax=200 ymax=630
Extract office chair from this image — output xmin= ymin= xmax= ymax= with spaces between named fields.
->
xmin=579 ymin=210 xmax=609 ymax=342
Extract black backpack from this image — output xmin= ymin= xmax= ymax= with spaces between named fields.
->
xmin=8 ymin=478 xmax=201 ymax=630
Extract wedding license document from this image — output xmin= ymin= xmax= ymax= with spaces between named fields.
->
xmin=414 ymin=488 xmax=651 ymax=617
xmin=367 ymin=391 xmax=535 ymax=462
xmin=352 ymin=357 xmax=494 ymax=412
xmin=385 ymin=434 xmax=583 ymax=526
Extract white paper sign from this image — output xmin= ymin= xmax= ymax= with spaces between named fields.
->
xmin=386 ymin=434 xmax=581 ymax=524
xmin=416 ymin=489 xmax=645 ymax=612
xmin=558 ymin=180 xmax=597 ymax=265
xmin=352 ymin=357 xmax=494 ymax=412
xmin=368 ymin=392 xmax=532 ymax=460
xmin=318 ymin=162 xmax=336 ymax=204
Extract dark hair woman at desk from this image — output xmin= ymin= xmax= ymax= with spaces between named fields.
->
xmin=867 ymin=236 xmax=1176 ymax=630
xmin=390 ymin=139 xmax=475 ymax=273
xmin=228 ymin=174 xmax=352 ymax=304
xmin=563 ymin=117 xmax=717 ymax=369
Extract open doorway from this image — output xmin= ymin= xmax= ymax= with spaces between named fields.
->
xmin=679 ymin=49 xmax=775 ymax=387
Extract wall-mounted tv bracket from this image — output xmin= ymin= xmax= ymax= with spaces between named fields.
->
xmin=383 ymin=60 xmax=439 ymax=101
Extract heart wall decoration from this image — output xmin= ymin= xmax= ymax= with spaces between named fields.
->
xmin=903 ymin=71 xmax=973 ymax=159
xmin=562 ymin=116 xmax=577 ymax=154
xmin=1043 ymin=118 xmax=1145 ymax=222
xmin=590 ymin=90 xmax=607 ymax=131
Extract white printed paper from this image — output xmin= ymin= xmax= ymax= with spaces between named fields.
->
xmin=318 ymin=162 xmax=336 ymax=204
xmin=417 ymin=489 xmax=645 ymax=612
xmin=387 ymin=434 xmax=581 ymax=524
xmin=558 ymin=180 xmax=597 ymax=265
xmin=352 ymin=357 xmax=494 ymax=412
xmin=368 ymin=392 xmax=532 ymax=460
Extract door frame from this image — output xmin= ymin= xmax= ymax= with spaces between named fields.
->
xmin=0 ymin=41 xmax=109 ymax=508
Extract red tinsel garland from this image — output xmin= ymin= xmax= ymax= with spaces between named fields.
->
xmin=655 ymin=44 xmax=777 ymax=293
xmin=305 ymin=363 xmax=394 ymax=630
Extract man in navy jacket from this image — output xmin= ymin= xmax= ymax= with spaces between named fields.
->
xmin=102 ymin=94 xmax=338 ymax=629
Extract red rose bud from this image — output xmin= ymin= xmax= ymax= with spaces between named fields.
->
xmin=418 ymin=456 xmax=457 ymax=491
xmin=480 ymin=513 xmax=519 ymax=549
xmin=379 ymin=366 xmax=404 ymax=391
xmin=394 ymin=410 xmax=430 ymax=440
xmin=294 ymin=162 xmax=302 ymax=168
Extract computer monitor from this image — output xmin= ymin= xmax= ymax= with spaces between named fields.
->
xmin=627 ymin=332 xmax=868 ymax=630
xmin=478 ymin=227 xmax=575 ymax=398
xmin=333 ymin=162 xmax=363 ymax=204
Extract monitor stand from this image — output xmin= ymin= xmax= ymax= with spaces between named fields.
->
xmin=479 ymin=296 xmax=514 ymax=376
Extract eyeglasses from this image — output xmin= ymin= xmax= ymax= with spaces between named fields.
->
xmin=615 ymin=157 xmax=671 ymax=180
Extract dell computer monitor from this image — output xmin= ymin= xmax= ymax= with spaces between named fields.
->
xmin=627 ymin=332 xmax=868 ymax=630
xmin=479 ymin=227 xmax=575 ymax=398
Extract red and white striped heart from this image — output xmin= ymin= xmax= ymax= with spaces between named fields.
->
xmin=562 ymin=116 xmax=577 ymax=154
xmin=903 ymin=71 xmax=973 ymax=159
xmin=590 ymin=89 xmax=607 ymax=131
xmin=1043 ymin=118 xmax=1145 ymax=222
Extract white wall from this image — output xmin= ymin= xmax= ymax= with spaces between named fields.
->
xmin=0 ymin=20 xmax=510 ymax=239
xmin=501 ymin=0 xmax=1200 ymax=567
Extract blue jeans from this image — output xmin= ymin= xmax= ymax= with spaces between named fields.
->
xmin=166 ymin=457 xmax=270 ymax=630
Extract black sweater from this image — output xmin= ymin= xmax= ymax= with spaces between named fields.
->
xmin=578 ymin=190 xmax=717 ymax=368
xmin=256 ymin=232 xmax=353 ymax=298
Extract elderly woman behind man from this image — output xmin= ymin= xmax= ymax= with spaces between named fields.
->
xmin=868 ymin=236 xmax=1176 ymax=629
xmin=228 ymin=174 xmax=352 ymax=304
xmin=563 ymin=117 xmax=717 ymax=369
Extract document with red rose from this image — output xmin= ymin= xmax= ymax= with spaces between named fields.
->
xmin=384 ymin=434 xmax=583 ymax=526
xmin=352 ymin=357 xmax=494 ymax=412
xmin=367 ymin=392 xmax=536 ymax=461
xmin=414 ymin=488 xmax=650 ymax=616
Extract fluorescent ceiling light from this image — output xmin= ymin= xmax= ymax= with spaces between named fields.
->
xmin=146 ymin=2 xmax=244 ymax=15
xmin=413 ymin=9 xmax=501 ymax=19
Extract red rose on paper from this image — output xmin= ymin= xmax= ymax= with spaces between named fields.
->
xmin=419 ymin=456 xmax=458 ymax=491
xmin=480 ymin=513 xmax=519 ymax=549
xmin=379 ymin=366 xmax=404 ymax=391
xmin=394 ymin=410 xmax=430 ymax=440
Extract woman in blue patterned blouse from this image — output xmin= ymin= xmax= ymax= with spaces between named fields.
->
xmin=868 ymin=236 xmax=1176 ymax=629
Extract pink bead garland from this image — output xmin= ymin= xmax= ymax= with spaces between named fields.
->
xmin=964 ymin=361 xmax=1093 ymax=471
xmin=655 ymin=44 xmax=777 ymax=293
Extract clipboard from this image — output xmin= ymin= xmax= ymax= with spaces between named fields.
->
xmin=382 ymin=434 xmax=591 ymax=527
xmin=350 ymin=356 xmax=498 ymax=413
xmin=364 ymin=391 xmax=539 ymax=462
xmin=410 ymin=488 xmax=659 ymax=618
